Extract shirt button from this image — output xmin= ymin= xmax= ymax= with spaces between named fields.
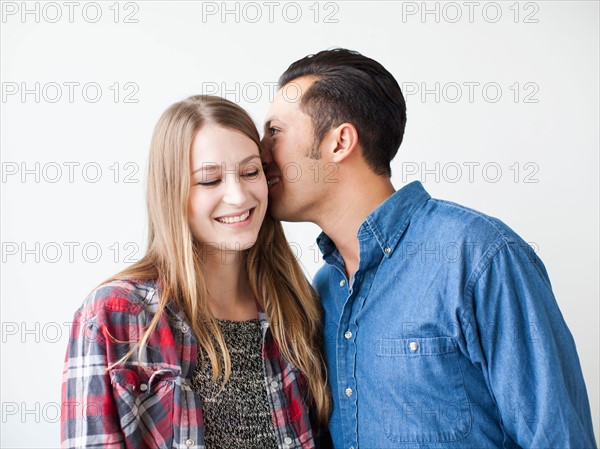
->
xmin=344 ymin=330 xmax=352 ymax=339
xmin=384 ymin=247 xmax=392 ymax=254
xmin=339 ymin=279 xmax=346 ymax=287
xmin=185 ymin=439 xmax=195 ymax=446
xmin=283 ymin=436 xmax=293 ymax=444
xmin=139 ymin=383 xmax=148 ymax=392
xmin=181 ymin=325 xmax=189 ymax=333
xmin=345 ymin=387 xmax=353 ymax=397
xmin=270 ymin=380 xmax=278 ymax=388
xmin=409 ymin=341 xmax=419 ymax=351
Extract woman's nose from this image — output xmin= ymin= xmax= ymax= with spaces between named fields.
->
xmin=222 ymin=175 xmax=248 ymax=205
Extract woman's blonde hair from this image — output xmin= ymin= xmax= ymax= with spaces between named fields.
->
xmin=106 ymin=95 xmax=330 ymax=423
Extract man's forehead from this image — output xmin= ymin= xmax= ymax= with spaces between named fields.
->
xmin=277 ymin=76 xmax=317 ymax=102
xmin=264 ymin=76 xmax=319 ymax=125
xmin=265 ymin=93 xmax=298 ymax=124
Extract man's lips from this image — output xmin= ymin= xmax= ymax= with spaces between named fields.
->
xmin=267 ymin=176 xmax=281 ymax=188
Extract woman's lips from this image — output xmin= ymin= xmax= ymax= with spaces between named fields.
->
xmin=215 ymin=208 xmax=254 ymax=224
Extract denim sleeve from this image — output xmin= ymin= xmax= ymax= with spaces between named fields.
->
xmin=468 ymin=241 xmax=597 ymax=448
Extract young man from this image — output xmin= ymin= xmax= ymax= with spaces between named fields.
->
xmin=261 ymin=49 xmax=597 ymax=449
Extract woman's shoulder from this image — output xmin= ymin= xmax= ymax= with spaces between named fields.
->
xmin=75 ymin=278 xmax=159 ymax=323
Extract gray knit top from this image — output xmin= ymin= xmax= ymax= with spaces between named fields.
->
xmin=191 ymin=318 xmax=278 ymax=449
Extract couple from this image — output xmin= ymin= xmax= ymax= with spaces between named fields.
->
xmin=61 ymin=49 xmax=596 ymax=448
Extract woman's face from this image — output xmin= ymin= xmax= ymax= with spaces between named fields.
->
xmin=188 ymin=124 xmax=268 ymax=254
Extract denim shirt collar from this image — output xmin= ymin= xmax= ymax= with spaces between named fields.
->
xmin=317 ymin=181 xmax=431 ymax=261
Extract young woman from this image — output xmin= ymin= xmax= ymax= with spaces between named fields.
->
xmin=61 ymin=96 xmax=330 ymax=449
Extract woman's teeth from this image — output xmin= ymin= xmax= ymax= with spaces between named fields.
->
xmin=216 ymin=210 xmax=250 ymax=224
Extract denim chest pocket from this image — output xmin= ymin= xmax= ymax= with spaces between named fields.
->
xmin=110 ymin=367 xmax=178 ymax=448
xmin=375 ymin=336 xmax=472 ymax=444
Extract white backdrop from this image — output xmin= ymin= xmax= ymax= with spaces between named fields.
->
xmin=1 ymin=1 xmax=598 ymax=447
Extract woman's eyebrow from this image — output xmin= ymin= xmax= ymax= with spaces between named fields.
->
xmin=192 ymin=155 xmax=261 ymax=174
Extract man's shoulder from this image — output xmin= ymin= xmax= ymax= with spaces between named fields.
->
xmin=415 ymin=196 xmax=524 ymax=246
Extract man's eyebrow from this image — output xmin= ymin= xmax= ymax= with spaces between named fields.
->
xmin=264 ymin=117 xmax=282 ymax=129
xmin=192 ymin=155 xmax=260 ymax=174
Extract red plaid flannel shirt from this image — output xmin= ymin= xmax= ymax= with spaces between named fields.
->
xmin=61 ymin=279 xmax=319 ymax=448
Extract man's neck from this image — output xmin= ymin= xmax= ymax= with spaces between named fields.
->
xmin=316 ymin=177 xmax=395 ymax=278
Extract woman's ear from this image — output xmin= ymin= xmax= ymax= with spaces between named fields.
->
xmin=322 ymin=123 xmax=359 ymax=164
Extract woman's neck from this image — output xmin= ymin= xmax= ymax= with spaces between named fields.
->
xmin=201 ymin=249 xmax=258 ymax=321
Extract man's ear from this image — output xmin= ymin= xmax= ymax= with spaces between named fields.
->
xmin=322 ymin=123 xmax=359 ymax=163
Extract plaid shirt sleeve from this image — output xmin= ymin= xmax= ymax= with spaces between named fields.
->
xmin=61 ymin=284 xmax=128 ymax=448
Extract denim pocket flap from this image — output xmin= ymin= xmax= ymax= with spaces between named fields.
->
xmin=377 ymin=336 xmax=457 ymax=356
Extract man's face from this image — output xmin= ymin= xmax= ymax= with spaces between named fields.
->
xmin=262 ymin=76 xmax=328 ymax=222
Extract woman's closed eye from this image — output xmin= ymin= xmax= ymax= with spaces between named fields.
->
xmin=195 ymin=169 xmax=260 ymax=186
xmin=196 ymin=179 xmax=220 ymax=186
xmin=241 ymin=169 xmax=260 ymax=179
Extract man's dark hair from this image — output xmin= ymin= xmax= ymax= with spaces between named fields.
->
xmin=279 ymin=48 xmax=406 ymax=177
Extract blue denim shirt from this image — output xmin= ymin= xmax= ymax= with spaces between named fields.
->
xmin=314 ymin=181 xmax=596 ymax=449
